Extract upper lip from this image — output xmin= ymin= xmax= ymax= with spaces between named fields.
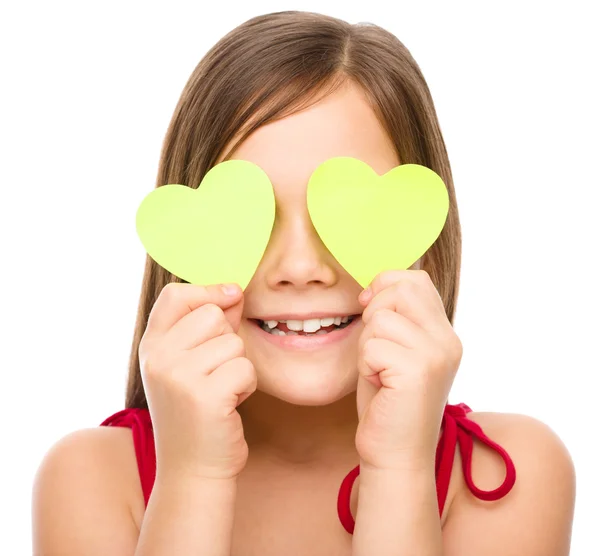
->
xmin=251 ymin=311 xmax=361 ymax=321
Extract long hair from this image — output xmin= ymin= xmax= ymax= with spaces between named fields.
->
xmin=125 ymin=10 xmax=462 ymax=409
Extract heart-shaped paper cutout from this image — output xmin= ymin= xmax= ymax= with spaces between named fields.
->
xmin=136 ymin=159 xmax=275 ymax=290
xmin=307 ymin=157 xmax=449 ymax=288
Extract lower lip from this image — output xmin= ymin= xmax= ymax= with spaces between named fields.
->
xmin=248 ymin=317 xmax=362 ymax=350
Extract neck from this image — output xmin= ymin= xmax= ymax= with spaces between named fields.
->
xmin=238 ymin=390 xmax=359 ymax=466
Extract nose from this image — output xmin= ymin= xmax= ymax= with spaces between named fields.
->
xmin=263 ymin=209 xmax=339 ymax=291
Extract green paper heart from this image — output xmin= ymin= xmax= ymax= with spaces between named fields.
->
xmin=307 ymin=157 xmax=449 ymax=288
xmin=136 ymin=159 xmax=275 ymax=290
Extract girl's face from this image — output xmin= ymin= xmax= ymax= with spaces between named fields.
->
xmin=220 ymin=81 xmax=418 ymax=406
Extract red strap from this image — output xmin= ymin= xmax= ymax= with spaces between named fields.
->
xmin=337 ymin=464 xmax=360 ymax=534
xmin=336 ymin=403 xmax=517 ymax=534
xmin=448 ymin=403 xmax=517 ymax=500
xmin=101 ymin=404 xmax=517 ymax=533
xmin=100 ymin=408 xmax=156 ymax=506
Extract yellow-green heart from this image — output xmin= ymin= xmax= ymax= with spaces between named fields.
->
xmin=136 ymin=159 xmax=275 ymax=290
xmin=307 ymin=157 xmax=449 ymax=288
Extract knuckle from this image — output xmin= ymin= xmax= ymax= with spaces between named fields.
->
xmin=138 ymin=335 xmax=150 ymax=358
xmin=140 ymin=344 xmax=168 ymax=379
xmin=415 ymin=269 xmax=431 ymax=282
xmin=429 ymin=346 xmax=446 ymax=369
xmin=224 ymin=333 xmax=245 ymax=357
xmin=201 ymin=303 xmax=225 ymax=326
xmin=239 ymin=358 xmax=257 ymax=382
xmin=362 ymin=337 xmax=376 ymax=360
xmin=392 ymin=281 xmax=407 ymax=296
xmin=405 ymin=278 xmax=420 ymax=293
xmin=370 ymin=309 xmax=390 ymax=335
xmin=359 ymin=341 xmax=378 ymax=375
xmin=376 ymin=270 xmax=402 ymax=290
xmin=160 ymin=281 xmax=182 ymax=302
xmin=452 ymin=336 xmax=464 ymax=362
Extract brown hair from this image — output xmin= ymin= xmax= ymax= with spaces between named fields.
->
xmin=125 ymin=10 xmax=462 ymax=409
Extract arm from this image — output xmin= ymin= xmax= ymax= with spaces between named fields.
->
xmin=137 ymin=473 xmax=237 ymax=556
xmin=32 ymin=428 xmax=237 ymax=556
xmin=352 ymin=414 xmax=576 ymax=556
xmin=352 ymin=463 xmax=442 ymax=556
xmin=442 ymin=413 xmax=575 ymax=556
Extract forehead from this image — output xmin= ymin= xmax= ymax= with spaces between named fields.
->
xmin=225 ymin=83 xmax=400 ymax=205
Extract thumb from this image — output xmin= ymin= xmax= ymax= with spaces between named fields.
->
xmin=222 ymin=288 xmax=245 ymax=332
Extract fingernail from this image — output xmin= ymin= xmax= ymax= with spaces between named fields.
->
xmin=221 ymin=283 xmax=240 ymax=296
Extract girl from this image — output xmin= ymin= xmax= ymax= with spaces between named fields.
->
xmin=32 ymin=10 xmax=575 ymax=556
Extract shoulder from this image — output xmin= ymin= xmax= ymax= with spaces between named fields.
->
xmin=34 ymin=425 xmax=141 ymax=488
xmin=443 ymin=411 xmax=575 ymax=555
xmin=465 ymin=411 xmax=575 ymax=492
xmin=32 ymin=426 xmax=144 ymax=553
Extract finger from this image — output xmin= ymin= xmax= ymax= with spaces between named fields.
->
xmin=362 ymin=308 xmax=427 ymax=349
xmin=361 ymin=279 xmax=443 ymax=334
xmin=166 ymin=303 xmax=234 ymax=351
xmin=361 ymin=337 xmax=414 ymax=389
xmin=356 ymin=372 xmax=380 ymax=422
xmin=362 ymin=270 xmax=445 ymax=316
xmin=209 ymin=356 xmax=258 ymax=407
xmin=146 ymin=282 xmax=242 ymax=337
xmin=183 ymin=332 xmax=246 ymax=377
xmin=367 ymin=269 xmax=412 ymax=297
xmin=221 ymin=293 xmax=245 ymax=333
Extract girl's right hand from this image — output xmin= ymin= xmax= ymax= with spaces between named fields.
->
xmin=138 ymin=282 xmax=257 ymax=481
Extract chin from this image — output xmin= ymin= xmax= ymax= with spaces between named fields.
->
xmin=252 ymin=359 xmax=358 ymax=406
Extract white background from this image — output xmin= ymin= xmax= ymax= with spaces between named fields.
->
xmin=2 ymin=1 xmax=598 ymax=554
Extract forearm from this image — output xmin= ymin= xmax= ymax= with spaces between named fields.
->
xmin=134 ymin=474 xmax=237 ymax=556
xmin=352 ymin=464 xmax=442 ymax=556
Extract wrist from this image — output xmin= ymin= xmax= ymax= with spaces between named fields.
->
xmin=359 ymin=450 xmax=436 ymax=475
xmin=359 ymin=462 xmax=436 ymax=485
xmin=357 ymin=463 xmax=438 ymax=515
xmin=155 ymin=470 xmax=239 ymax=490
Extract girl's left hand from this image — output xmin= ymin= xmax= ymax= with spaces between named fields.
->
xmin=355 ymin=269 xmax=463 ymax=471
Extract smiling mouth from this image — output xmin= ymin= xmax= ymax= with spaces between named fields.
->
xmin=251 ymin=315 xmax=359 ymax=336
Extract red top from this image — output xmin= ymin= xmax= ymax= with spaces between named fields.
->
xmin=100 ymin=402 xmax=516 ymax=534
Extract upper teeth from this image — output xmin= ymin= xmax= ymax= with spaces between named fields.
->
xmin=263 ymin=316 xmax=351 ymax=333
